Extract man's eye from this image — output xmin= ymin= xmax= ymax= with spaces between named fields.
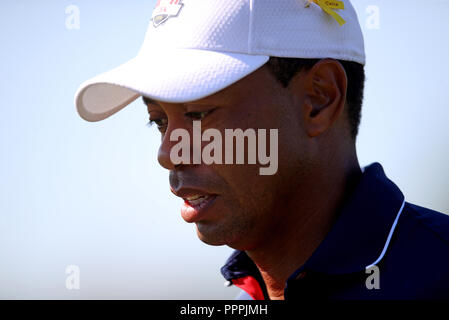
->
xmin=147 ymin=118 xmax=168 ymax=132
xmin=185 ymin=111 xmax=210 ymax=120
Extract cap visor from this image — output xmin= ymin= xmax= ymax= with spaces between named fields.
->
xmin=75 ymin=49 xmax=269 ymax=122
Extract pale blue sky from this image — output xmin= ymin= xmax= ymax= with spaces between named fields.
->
xmin=0 ymin=0 xmax=448 ymax=299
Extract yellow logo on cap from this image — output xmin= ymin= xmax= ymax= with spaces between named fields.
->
xmin=306 ymin=0 xmax=346 ymax=26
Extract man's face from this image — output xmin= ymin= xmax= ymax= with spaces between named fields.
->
xmin=146 ymin=65 xmax=311 ymax=250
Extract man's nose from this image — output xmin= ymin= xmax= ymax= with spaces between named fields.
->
xmin=158 ymin=130 xmax=177 ymax=170
xmin=157 ymin=123 xmax=194 ymax=170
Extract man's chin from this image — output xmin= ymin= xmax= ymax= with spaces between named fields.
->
xmin=195 ymin=222 xmax=229 ymax=246
xmin=195 ymin=221 xmax=255 ymax=250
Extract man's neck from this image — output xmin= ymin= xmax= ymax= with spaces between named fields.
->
xmin=245 ymin=157 xmax=362 ymax=300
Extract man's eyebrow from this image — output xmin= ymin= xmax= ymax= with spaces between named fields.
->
xmin=142 ymin=96 xmax=161 ymax=106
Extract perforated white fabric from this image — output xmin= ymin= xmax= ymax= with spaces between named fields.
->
xmin=75 ymin=0 xmax=365 ymax=122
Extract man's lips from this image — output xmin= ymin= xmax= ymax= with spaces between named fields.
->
xmin=170 ymin=187 xmax=218 ymax=222
xmin=184 ymin=194 xmax=213 ymax=207
xmin=170 ymin=186 xmax=216 ymax=199
xmin=180 ymin=194 xmax=217 ymax=223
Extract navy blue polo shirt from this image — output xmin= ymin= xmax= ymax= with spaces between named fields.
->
xmin=220 ymin=162 xmax=449 ymax=299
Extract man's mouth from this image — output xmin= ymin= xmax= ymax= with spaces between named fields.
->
xmin=183 ymin=194 xmax=213 ymax=207
xmin=179 ymin=193 xmax=217 ymax=222
xmin=169 ymin=184 xmax=220 ymax=222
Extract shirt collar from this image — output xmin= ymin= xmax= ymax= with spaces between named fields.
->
xmin=221 ymin=162 xmax=406 ymax=281
xmin=298 ymin=162 xmax=405 ymax=275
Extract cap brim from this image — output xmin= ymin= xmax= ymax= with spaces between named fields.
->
xmin=75 ymin=48 xmax=269 ymax=122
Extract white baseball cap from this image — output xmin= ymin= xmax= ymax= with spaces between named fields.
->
xmin=75 ymin=0 xmax=365 ymax=122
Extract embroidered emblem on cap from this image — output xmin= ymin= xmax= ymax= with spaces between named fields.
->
xmin=152 ymin=0 xmax=184 ymax=28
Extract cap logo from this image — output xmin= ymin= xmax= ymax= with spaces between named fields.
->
xmin=152 ymin=0 xmax=184 ymax=28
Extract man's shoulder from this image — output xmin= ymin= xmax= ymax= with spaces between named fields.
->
xmin=377 ymin=202 xmax=449 ymax=298
xmin=400 ymin=202 xmax=449 ymax=246
xmin=329 ymin=202 xmax=449 ymax=299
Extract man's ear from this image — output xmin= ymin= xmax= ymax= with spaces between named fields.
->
xmin=296 ymin=59 xmax=348 ymax=138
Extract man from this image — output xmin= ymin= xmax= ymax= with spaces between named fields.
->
xmin=75 ymin=0 xmax=449 ymax=299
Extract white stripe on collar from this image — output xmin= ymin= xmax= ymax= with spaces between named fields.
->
xmin=365 ymin=198 xmax=406 ymax=270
